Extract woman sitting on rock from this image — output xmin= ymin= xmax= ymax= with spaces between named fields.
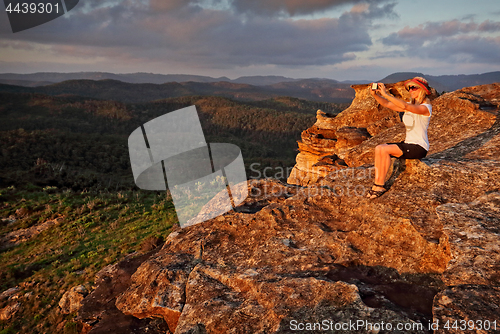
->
xmin=367 ymin=77 xmax=432 ymax=199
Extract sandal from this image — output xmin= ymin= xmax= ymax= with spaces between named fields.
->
xmin=367 ymin=184 xmax=387 ymax=199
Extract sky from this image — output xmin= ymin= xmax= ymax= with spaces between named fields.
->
xmin=0 ymin=0 xmax=499 ymax=81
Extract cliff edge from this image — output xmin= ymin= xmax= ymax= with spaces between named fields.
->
xmin=76 ymin=82 xmax=500 ymax=333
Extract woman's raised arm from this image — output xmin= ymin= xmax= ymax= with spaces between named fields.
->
xmin=370 ymin=83 xmax=430 ymax=116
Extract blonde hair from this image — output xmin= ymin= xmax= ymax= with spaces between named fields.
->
xmin=411 ymin=89 xmax=428 ymax=104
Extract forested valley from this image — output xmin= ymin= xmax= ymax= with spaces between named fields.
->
xmin=0 ymin=89 xmax=349 ymax=333
xmin=0 ymin=92 xmax=348 ymax=190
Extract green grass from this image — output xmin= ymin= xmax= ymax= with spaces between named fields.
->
xmin=0 ymin=185 xmax=176 ymax=334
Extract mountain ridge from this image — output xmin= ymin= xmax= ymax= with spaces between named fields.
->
xmin=0 ymin=79 xmax=355 ymax=103
xmin=0 ymin=72 xmax=230 ymax=85
xmin=0 ymin=71 xmax=499 ymax=91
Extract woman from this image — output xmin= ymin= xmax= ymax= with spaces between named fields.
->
xmin=367 ymin=77 xmax=432 ymax=199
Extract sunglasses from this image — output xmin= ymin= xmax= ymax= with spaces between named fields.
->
xmin=407 ymin=86 xmax=419 ymax=91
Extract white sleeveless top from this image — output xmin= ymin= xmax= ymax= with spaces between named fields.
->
xmin=402 ymin=103 xmax=431 ymax=151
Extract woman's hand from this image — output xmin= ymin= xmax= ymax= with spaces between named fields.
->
xmin=370 ymin=82 xmax=388 ymax=97
xmin=378 ymin=83 xmax=388 ymax=96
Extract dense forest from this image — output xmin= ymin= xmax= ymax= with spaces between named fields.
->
xmin=0 ymin=92 xmax=348 ymax=190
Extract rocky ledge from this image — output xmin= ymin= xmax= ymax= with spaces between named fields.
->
xmin=75 ymin=82 xmax=500 ymax=333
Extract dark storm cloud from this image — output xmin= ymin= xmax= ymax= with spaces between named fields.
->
xmin=381 ymin=19 xmax=500 ymax=64
xmin=0 ymin=0 xmax=397 ymax=69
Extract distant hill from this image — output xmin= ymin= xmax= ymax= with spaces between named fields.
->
xmin=0 ymin=72 xmax=305 ymax=87
xmin=0 ymin=79 xmax=355 ymax=103
xmin=1 ymin=71 xmax=499 ymax=103
xmin=231 ymin=75 xmax=299 ymax=85
xmin=0 ymin=79 xmax=54 ymax=87
xmin=380 ymin=71 xmax=500 ymax=93
xmin=0 ymin=72 xmax=230 ymax=86
xmin=430 ymin=72 xmax=500 ymax=91
xmin=2 ymin=71 xmax=499 ymax=91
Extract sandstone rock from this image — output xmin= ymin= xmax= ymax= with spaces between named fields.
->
xmin=0 ymin=286 xmax=20 ymax=300
xmin=0 ymin=302 xmax=21 ymax=321
xmin=335 ymin=126 xmax=371 ymax=153
xmin=287 ymin=151 xmax=338 ymax=185
xmin=77 ymin=82 xmax=500 ymax=333
xmin=176 ymin=265 xmax=362 ymax=333
xmin=433 ymin=285 xmax=500 ymax=334
xmin=427 ymin=84 xmax=498 ymax=159
xmin=177 ymin=264 xmax=429 ymax=334
xmin=115 ymin=252 xmax=196 ymax=331
xmin=437 ymin=192 xmax=500 ymax=286
xmin=59 ymin=285 xmax=89 ymax=314
xmin=367 ymin=113 xmax=402 ymax=137
xmin=285 ymin=82 xmax=500 ymax=334
xmin=0 ymin=216 xmax=64 ymax=250
xmin=0 ymin=287 xmax=22 ymax=322
xmin=114 ymin=179 xmax=452 ymax=332
xmin=77 ymin=250 xmax=170 ymax=334
xmin=314 ymin=109 xmax=339 ymax=130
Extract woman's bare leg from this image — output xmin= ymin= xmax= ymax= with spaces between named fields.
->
xmin=369 ymin=144 xmax=403 ymax=197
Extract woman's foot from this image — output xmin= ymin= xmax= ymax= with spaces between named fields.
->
xmin=367 ymin=184 xmax=387 ymax=199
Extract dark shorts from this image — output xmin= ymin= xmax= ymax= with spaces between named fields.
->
xmin=388 ymin=142 xmax=428 ymax=159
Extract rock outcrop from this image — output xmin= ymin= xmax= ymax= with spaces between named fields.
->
xmin=0 ymin=287 xmax=22 ymax=321
xmin=77 ymin=82 xmax=500 ymax=333
xmin=287 ymin=82 xmax=498 ymax=184
xmin=76 ymin=250 xmax=169 ymax=334
xmin=0 ymin=216 xmax=64 ymax=250
xmin=59 ymin=285 xmax=89 ymax=314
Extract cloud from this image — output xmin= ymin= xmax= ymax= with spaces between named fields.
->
xmin=0 ymin=0 xmax=399 ymax=70
xmin=229 ymin=0 xmax=365 ymax=16
xmin=425 ymin=35 xmax=500 ymax=64
xmin=384 ymin=19 xmax=500 ymax=42
xmin=381 ymin=19 xmax=500 ymax=64
xmin=149 ymin=0 xmax=197 ymax=11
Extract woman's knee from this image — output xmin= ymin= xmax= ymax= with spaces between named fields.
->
xmin=375 ymin=144 xmax=388 ymax=155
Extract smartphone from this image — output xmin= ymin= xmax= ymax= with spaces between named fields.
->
xmin=371 ymin=83 xmax=378 ymax=90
